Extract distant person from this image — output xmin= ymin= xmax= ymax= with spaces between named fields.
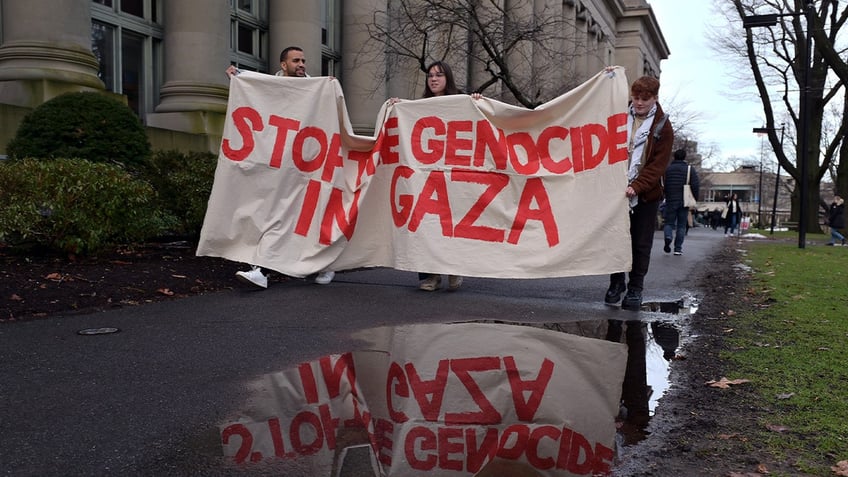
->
xmin=604 ymin=75 xmax=673 ymax=310
xmin=710 ymin=209 xmax=721 ymax=230
xmin=391 ymin=61 xmax=480 ymax=292
xmin=826 ymin=194 xmax=845 ymax=246
xmin=226 ymin=46 xmax=335 ymax=288
xmin=662 ymin=149 xmax=699 ymax=255
xmin=724 ymin=193 xmax=742 ymax=236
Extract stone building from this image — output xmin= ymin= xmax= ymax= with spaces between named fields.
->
xmin=0 ymin=0 xmax=669 ymax=155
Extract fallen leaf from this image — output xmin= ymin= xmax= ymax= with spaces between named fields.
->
xmin=109 ymin=260 xmax=133 ymax=265
xmin=171 ymin=274 xmax=187 ymax=279
xmin=157 ymin=288 xmax=174 ymax=296
xmin=718 ymin=433 xmax=737 ymax=440
xmin=757 ymin=463 xmax=769 ymax=473
xmin=723 ymin=328 xmax=735 ymax=333
xmin=817 ymin=347 xmax=830 ymax=351
xmin=706 ymin=377 xmax=751 ymax=389
xmin=776 ymin=392 xmax=794 ymax=400
xmin=10 ymin=294 xmax=23 ymax=301
xmin=832 ymin=460 xmax=848 ymax=476
xmin=726 ymin=309 xmax=737 ymax=316
xmin=44 ymin=272 xmax=63 ymax=280
xmin=765 ymin=423 xmax=789 ymax=433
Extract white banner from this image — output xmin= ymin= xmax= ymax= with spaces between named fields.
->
xmin=197 ymin=69 xmax=632 ymax=278
xmin=220 ymin=323 xmax=628 ymax=476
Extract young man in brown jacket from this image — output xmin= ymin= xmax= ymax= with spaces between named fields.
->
xmin=604 ymin=75 xmax=674 ymax=310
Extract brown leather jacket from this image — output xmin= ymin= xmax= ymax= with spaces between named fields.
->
xmin=629 ymin=102 xmax=673 ymax=203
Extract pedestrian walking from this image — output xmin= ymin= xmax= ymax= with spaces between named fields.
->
xmin=826 ymin=194 xmax=845 ymax=246
xmin=662 ymin=149 xmax=699 ymax=255
xmin=724 ymin=193 xmax=742 ymax=236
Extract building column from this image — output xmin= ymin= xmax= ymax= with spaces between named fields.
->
xmin=146 ymin=0 xmax=230 ymax=139
xmin=268 ymin=1 xmax=321 ymax=75
xmin=341 ymin=0 xmax=387 ymax=134
xmin=0 ymin=0 xmax=103 ymax=107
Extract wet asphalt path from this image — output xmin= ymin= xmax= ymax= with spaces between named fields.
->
xmin=0 ymin=227 xmax=729 ymax=475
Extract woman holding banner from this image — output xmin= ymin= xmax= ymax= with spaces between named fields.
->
xmin=391 ymin=61 xmax=482 ymax=292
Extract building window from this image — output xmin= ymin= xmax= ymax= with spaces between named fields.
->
xmin=320 ymin=0 xmax=341 ymax=77
xmin=121 ymin=0 xmax=144 ymax=18
xmin=91 ymin=22 xmax=116 ymax=92
xmin=91 ymin=0 xmax=163 ymax=120
xmin=230 ymin=0 xmax=268 ymax=72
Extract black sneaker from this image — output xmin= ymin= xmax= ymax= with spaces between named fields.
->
xmin=663 ymin=239 xmax=671 ymax=254
xmin=621 ymin=289 xmax=643 ymax=311
xmin=604 ymin=282 xmax=627 ymax=304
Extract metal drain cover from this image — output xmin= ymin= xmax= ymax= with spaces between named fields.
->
xmin=77 ymin=327 xmax=120 ymax=335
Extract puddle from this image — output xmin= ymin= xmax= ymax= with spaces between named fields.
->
xmin=217 ymin=300 xmax=697 ymax=475
xmin=469 ymin=295 xmax=699 ymax=449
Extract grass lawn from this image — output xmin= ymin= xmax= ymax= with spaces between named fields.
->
xmin=727 ymin=235 xmax=848 ymax=475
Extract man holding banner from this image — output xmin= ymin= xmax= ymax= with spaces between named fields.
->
xmin=224 ymin=46 xmax=336 ymax=288
xmin=604 ymin=75 xmax=673 ymax=310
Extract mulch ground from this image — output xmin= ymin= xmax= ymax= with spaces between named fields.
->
xmin=0 ymin=241 xmax=248 ymax=321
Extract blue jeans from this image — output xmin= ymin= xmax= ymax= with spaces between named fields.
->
xmin=663 ymin=203 xmax=688 ymax=252
xmin=831 ymin=228 xmax=845 ymax=243
xmin=724 ymin=213 xmax=738 ymax=234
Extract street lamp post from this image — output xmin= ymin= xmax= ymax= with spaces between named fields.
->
xmin=772 ymin=125 xmax=785 ymax=234
xmin=742 ymin=1 xmax=813 ymax=249
xmin=753 ymin=124 xmax=785 ymax=235
xmin=757 ymin=137 xmax=764 ymax=229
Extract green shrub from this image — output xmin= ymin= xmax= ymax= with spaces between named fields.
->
xmin=0 ymin=158 xmax=173 ymax=254
xmin=146 ymin=150 xmax=218 ymax=237
xmin=6 ymin=92 xmax=152 ymax=175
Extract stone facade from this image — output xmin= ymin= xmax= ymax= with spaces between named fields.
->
xmin=0 ymin=0 xmax=669 ymax=154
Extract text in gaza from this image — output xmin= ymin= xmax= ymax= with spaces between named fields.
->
xmin=221 ymin=108 xmax=629 ymax=175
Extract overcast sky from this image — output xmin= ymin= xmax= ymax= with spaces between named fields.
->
xmin=648 ymin=1 xmax=768 ymax=170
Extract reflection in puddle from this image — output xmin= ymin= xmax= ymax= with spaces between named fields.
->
xmin=219 ymin=322 xmax=629 ymax=476
xmin=606 ymin=298 xmax=697 ymax=450
xmin=217 ymin=299 xmax=695 ymax=475
xmin=472 ymin=295 xmax=698 ymax=451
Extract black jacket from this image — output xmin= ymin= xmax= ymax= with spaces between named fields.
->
xmin=829 ymin=201 xmax=845 ymax=229
xmin=663 ymin=158 xmax=699 ymax=206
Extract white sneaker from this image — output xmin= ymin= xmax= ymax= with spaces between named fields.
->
xmin=315 ymin=270 xmax=335 ymax=285
xmin=235 ymin=266 xmax=268 ymax=289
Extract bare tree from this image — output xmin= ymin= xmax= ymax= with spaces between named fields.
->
xmin=356 ymin=0 xmax=599 ymax=108
xmin=809 ymin=2 xmax=848 ymax=196
xmin=715 ymin=0 xmax=846 ymax=233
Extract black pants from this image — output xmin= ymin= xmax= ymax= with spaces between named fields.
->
xmin=610 ymin=200 xmax=660 ymax=292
